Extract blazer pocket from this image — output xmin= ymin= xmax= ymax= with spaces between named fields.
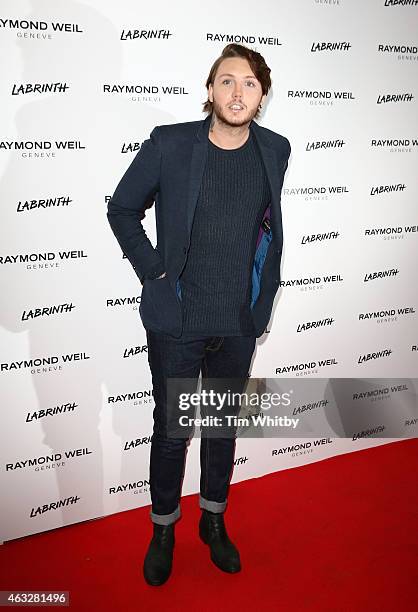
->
xmin=140 ymin=276 xmax=179 ymax=331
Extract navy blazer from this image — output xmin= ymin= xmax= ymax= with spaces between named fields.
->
xmin=107 ymin=113 xmax=291 ymax=338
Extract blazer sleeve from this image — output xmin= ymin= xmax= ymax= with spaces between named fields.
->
xmin=106 ymin=126 xmax=165 ymax=283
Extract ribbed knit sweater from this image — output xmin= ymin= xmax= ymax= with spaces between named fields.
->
xmin=179 ymin=130 xmax=271 ymax=336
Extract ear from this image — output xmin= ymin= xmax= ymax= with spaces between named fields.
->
xmin=260 ymin=93 xmax=266 ymax=106
xmin=208 ymin=83 xmax=213 ymax=103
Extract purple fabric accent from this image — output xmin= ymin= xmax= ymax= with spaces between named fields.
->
xmin=256 ymin=204 xmax=271 ymax=248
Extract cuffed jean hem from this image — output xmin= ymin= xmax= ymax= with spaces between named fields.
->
xmin=150 ymin=504 xmax=181 ymax=526
xmin=199 ymin=494 xmax=227 ymax=513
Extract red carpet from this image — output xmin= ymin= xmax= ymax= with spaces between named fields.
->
xmin=1 ymin=439 xmax=417 ymax=611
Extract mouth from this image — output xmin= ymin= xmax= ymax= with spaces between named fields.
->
xmin=229 ymin=104 xmax=245 ymax=112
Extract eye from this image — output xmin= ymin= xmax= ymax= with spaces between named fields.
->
xmin=246 ymin=81 xmax=256 ymax=87
xmin=222 ymin=79 xmax=232 ymax=85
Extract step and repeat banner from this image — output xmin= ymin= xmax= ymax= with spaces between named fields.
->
xmin=1 ymin=0 xmax=417 ymax=543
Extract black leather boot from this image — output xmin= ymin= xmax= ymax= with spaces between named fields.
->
xmin=143 ymin=523 xmax=175 ymax=586
xmin=199 ymin=510 xmax=241 ymax=573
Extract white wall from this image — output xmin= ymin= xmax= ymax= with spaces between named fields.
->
xmin=1 ymin=0 xmax=417 ymax=542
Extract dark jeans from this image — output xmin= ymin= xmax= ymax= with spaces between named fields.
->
xmin=146 ymin=329 xmax=257 ymax=525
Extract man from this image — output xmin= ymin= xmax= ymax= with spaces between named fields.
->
xmin=107 ymin=43 xmax=291 ymax=586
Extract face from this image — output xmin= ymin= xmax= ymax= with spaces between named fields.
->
xmin=208 ymin=57 xmax=265 ymax=127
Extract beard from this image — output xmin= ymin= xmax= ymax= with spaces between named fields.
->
xmin=211 ymin=98 xmax=260 ymax=128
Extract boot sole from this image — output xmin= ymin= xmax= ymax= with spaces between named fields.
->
xmin=143 ymin=575 xmax=171 ymax=586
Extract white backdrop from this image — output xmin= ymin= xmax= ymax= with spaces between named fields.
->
xmin=1 ymin=0 xmax=417 ymax=543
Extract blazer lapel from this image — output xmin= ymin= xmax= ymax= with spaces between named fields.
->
xmin=185 ymin=115 xmax=211 ymax=237
xmin=250 ymin=121 xmax=283 ymax=247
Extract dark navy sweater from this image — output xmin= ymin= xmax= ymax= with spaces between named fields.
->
xmin=179 ymin=130 xmax=271 ymax=336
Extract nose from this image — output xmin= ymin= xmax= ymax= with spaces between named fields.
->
xmin=233 ymin=82 xmax=243 ymax=98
